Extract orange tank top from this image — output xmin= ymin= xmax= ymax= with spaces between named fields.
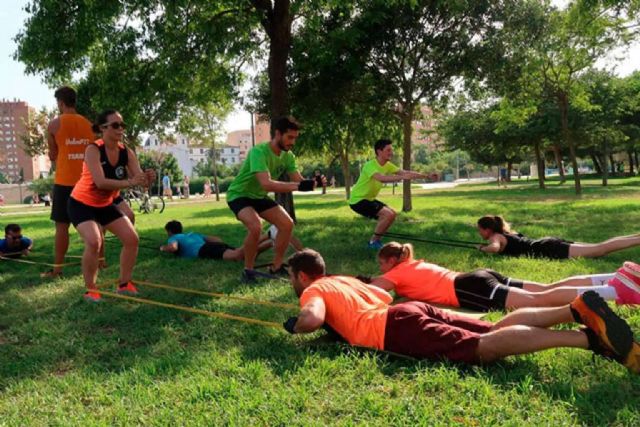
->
xmin=54 ymin=114 xmax=95 ymax=186
xmin=71 ymin=140 xmax=128 ymax=207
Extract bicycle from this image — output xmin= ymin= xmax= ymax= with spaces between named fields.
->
xmin=123 ymin=187 xmax=166 ymax=214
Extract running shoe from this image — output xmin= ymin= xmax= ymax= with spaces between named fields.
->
xmin=623 ymin=342 xmax=640 ymax=374
xmin=241 ymin=269 xmax=258 ymax=284
xmin=570 ymin=291 xmax=633 ymax=358
xmin=117 ymin=281 xmax=139 ymax=296
xmin=581 ymin=327 xmax=623 ymax=363
xmin=268 ymin=264 xmax=289 ymax=278
xmin=367 ymin=240 xmax=384 ymax=250
xmin=608 ymin=274 xmax=640 ymax=305
xmin=83 ymin=291 xmax=102 ymax=303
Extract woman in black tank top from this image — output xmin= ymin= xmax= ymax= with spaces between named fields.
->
xmin=477 ymin=215 xmax=640 ymax=259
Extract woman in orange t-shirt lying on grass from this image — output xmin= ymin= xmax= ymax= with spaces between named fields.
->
xmin=365 ymin=242 xmax=640 ymax=311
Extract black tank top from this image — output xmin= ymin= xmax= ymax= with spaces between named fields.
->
xmin=501 ymin=233 xmax=536 ymax=257
xmin=98 ymin=142 xmax=128 ymax=181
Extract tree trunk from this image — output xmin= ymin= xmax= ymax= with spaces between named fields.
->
xmin=601 ymin=152 xmax=608 ymax=186
xmin=401 ymin=108 xmax=414 ymax=212
xmin=590 ymin=153 xmax=602 ymax=174
xmin=552 ymin=145 xmax=565 ymax=182
xmin=609 ymin=153 xmax=616 ymax=176
xmin=635 ymin=151 xmax=639 ymax=174
xmin=558 ymin=93 xmax=581 ymax=194
xmin=629 ymin=150 xmax=635 ymax=175
xmin=506 ymin=160 xmax=513 ymax=182
xmin=211 ymin=144 xmax=220 ymax=202
xmin=261 ymin=0 xmax=296 ymax=220
xmin=534 ymin=139 xmax=545 ymax=189
xmin=339 ymin=150 xmax=351 ymax=200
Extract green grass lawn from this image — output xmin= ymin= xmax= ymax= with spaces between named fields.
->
xmin=2 ymin=177 xmax=640 ymax=425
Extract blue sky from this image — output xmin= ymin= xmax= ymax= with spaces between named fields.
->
xmin=2 ymin=0 xmax=639 ymax=132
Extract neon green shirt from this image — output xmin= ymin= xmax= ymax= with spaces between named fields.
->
xmin=349 ymin=159 xmax=400 ymax=204
xmin=226 ymin=142 xmax=298 ymax=202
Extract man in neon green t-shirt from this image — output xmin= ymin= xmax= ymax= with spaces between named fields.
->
xmin=227 ymin=116 xmax=317 ymax=282
xmin=349 ymin=139 xmax=427 ymax=250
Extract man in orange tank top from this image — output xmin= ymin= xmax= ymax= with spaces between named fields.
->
xmin=283 ymin=249 xmax=640 ymax=372
xmin=42 ymin=86 xmax=95 ymax=278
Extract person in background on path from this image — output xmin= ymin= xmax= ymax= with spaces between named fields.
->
xmin=162 ymin=173 xmax=172 ymax=200
xmin=330 ymin=176 xmax=336 ymax=188
xmin=0 ymin=224 xmax=33 ymax=258
xmin=349 ymin=139 xmax=427 ymax=250
xmin=203 ymin=178 xmax=212 ymax=198
xmin=42 ymin=86 xmax=95 ymax=279
xmin=314 ymin=170 xmax=327 ymax=195
xmin=43 ymin=193 xmax=51 ymax=207
xmin=183 ymin=175 xmax=190 ymax=199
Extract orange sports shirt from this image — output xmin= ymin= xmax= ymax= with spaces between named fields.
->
xmin=300 ymin=275 xmax=392 ymax=350
xmin=53 ymin=114 xmax=95 ymax=186
xmin=382 ymin=259 xmax=460 ymax=307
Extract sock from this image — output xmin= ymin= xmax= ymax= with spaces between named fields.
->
xmin=576 ymin=286 xmax=617 ymax=301
xmin=588 ymin=273 xmax=616 ymax=286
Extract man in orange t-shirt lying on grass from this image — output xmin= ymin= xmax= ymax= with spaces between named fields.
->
xmin=283 ymin=249 xmax=640 ymax=372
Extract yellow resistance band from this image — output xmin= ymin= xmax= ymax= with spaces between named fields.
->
xmin=94 ymin=288 xmax=283 ymax=329
xmin=122 ymin=278 xmax=298 ymax=310
xmin=0 ymin=255 xmax=81 ymax=268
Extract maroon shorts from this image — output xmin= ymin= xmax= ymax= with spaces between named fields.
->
xmin=383 ymin=301 xmax=493 ymax=364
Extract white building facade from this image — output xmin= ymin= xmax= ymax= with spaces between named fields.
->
xmin=143 ymin=134 xmax=193 ymax=177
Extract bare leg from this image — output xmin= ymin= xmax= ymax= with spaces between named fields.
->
xmin=260 ymin=205 xmax=294 ymax=269
xmin=477 ymin=326 xmax=588 ymax=363
xmin=104 ymin=217 xmax=139 ymax=284
xmin=52 ymin=222 xmax=70 ymax=274
xmin=519 ymin=273 xmax=614 ymax=292
xmin=504 ymin=287 xmax=590 ymax=309
xmin=223 ymin=240 xmax=272 ymax=262
xmin=115 ymin=200 xmax=135 ymax=224
xmin=493 ymin=305 xmax=574 ymax=329
xmin=75 ymin=221 xmax=102 ymax=290
xmin=371 ymin=206 xmax=396 ymax=242
xmin=236 ymin=207 xmax=262 ymax=270
xmin=569 ymin=234 xmax=640 ymax=258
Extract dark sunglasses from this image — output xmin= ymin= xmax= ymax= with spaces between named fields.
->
xmin=101 ymin=121 xmax=127 ymax=130
xmin=7 ymin=234 xmax=23 ymax=240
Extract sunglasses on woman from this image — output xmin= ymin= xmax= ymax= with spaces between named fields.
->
xmin=101 ymin=121 xmax=127 ymax=130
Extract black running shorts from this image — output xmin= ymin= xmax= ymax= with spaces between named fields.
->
xmin=453 ymin=269 xmax=524 ymax=312
xmin=197 ymin=241 xmax=234 ymax=260
xmin=227 ymin=197 xmax=279 ymax=217
xmin=67 ymin=197 xmax=124 ymax=227
xmin=531 ymin=238 xmax=571 ymax=259
xmin=51 ymin=184 xmax=74 ymax=223
xmin=349 ymin=199 xmax=386 ymax=220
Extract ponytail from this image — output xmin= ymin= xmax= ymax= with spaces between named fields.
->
xmin=378 ymin=241 xmax=414 ymax=265
xmin=477 ymin=215 xmax=512 ymax=234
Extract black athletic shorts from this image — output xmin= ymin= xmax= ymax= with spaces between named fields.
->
xmin=453 ymin=269 xmax=524 ymax=312
xmin=113 ymin=195 xmax=125 ymax=205
xmin=197 ymin=241 xmax=235 ymax=260
xmin=531 ymin=238 xmax=571 ymax=259
xmin=349 ymin=199 xmax=387 ymax=220
xmin=51 ymin=184 xmax=74 ymax=223
xmin=67 ymin=197 xmax=124 ymax=227
xmin=227 ymin=197 xmax=279 ymax=217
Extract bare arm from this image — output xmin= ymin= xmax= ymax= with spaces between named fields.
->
xmin=397 ymin=170 xmax=429 ymax=180
xmin=85 ymin=145 xmax=146 ymax=191
xmin=159 ymin=241 xmax=179 ymax=253
xmin=371 ymin=172 xmax=404 ymax=183
xmin=478 ymin=235 xmax=503 ymax=253
xmin=288 ymin=171 xmax=305 ymax=183
xmin=293 ymin=297 xmax=326 ymax=333
xmin=369 ymin=277 xmax=396 ymax=292
xmin=47 ymin=118 xmax=60 ymax=162
xmin=255 ymin=171 xmax=300 ymax=193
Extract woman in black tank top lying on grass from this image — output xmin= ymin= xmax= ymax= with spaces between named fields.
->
xmin=477 ymin=215 xmax=640 ymax=259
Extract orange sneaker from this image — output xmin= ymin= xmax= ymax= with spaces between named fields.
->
xmin=570 ymin=291 xmax=633 ymax=358
xmin=117 ymin=281 xmax=139 ymax=296
xmin=83 ymin=291 xmax=102 ymax=303
xmin=623 ymin=342 xmax=640 ymax=374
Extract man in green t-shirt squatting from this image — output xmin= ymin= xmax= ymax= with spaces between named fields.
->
xmin=227 ymin=117 xmax=319 ymax=283
xmin=349 ymin=139 xmax=428 ymax=250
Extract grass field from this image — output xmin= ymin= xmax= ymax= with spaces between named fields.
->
xmin=1 ymin=177 xmax=640 ymax=425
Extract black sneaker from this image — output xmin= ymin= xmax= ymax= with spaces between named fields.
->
xmin=241 ymin=269 xmax=258 ymax=284
xmin=268 ymin=264 xmax=289 ymax=278
xmin=582 ymin=327 xmax=623 ymax=363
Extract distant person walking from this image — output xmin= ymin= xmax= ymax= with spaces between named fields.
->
xmin=203 ymin=178 xmax=212 ymax=198
xmin=162 ymin=173 xmax=172 ymax=200
xmin=183 ymin=175 xmax=190 ymax=199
